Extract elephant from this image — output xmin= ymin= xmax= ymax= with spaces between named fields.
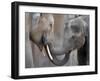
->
xmin=25 ymin=13 xmax=89 ymax=67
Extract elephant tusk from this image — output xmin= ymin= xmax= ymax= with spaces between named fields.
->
xmin=46 ymin=45 xmax=53 ymax=60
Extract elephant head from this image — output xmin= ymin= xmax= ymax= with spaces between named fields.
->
xmin=30 ymin=14 xmax=86 ymax=66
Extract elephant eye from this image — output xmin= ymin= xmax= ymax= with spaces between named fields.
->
xmin=71 ymin=25 xmax=80 ymax=33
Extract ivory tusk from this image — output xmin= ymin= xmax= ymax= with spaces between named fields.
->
xmin=46 ymin=45 xmax=53 ymax=60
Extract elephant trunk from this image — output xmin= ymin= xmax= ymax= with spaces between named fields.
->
xmin=44 ymin=44 xmax=71 ymax=66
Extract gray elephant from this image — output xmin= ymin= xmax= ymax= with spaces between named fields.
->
xmin=25 ymin=13 xmax=89 ymax=68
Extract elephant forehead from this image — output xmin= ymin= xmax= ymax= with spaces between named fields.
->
xmin=41 ymin=14 xmax=54 ymax=25
xmin=47 ymin=14 xmax=54 ymax=25
xmin=68 ymin=18 xmax=86 ymax=35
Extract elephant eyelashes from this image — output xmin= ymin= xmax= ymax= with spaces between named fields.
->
xmin=71 ymin=25 xmax=81 ymax=33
